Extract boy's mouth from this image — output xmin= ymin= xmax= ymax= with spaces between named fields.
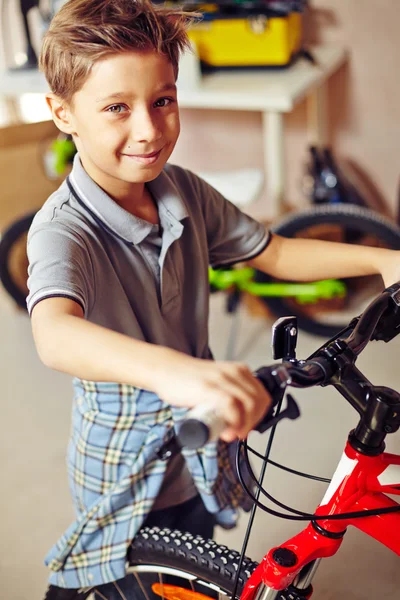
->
xmin=121 ymin=148 xmax=163 ymax=165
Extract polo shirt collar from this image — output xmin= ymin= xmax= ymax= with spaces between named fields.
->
xmin=68 ymin=154 xmax=188 ymax=245
xmin=148 ymin=169 xmax=188 ymax=223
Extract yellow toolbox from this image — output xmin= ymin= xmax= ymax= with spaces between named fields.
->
xmin=187 ymin=5 xmax=303 ymax=68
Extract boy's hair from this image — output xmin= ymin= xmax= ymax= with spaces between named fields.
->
xmin=40 ymin=0 xmax=195 ymax=104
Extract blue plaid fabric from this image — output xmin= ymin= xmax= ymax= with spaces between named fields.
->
xmin=46 ymin=379 xmax=253 ymax=589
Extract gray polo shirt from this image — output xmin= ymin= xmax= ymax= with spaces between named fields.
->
xmin=27 ymin=154 xmax=270 ymax=509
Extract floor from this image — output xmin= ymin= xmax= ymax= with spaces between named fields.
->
xmin=1 ymin=289 xmax=400 ymax=599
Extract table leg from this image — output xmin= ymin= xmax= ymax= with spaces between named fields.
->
xmin=3 ymin=97 xmax=23 ymax=125
xmin=262 ymin=111 xmax=285 ymax=219
xmin=307 ymin=84 xmax=328 ymax=146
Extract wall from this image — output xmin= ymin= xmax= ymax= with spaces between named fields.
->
xmin=0 ymin=4 xmax=61 ymax=227
xmin=171 ymin=0 xmax=400 ymax=219
xmin=2 ymin=2 xmax=399 ymax=218
xmin=0 ymin=120 xmax=59 ymax=229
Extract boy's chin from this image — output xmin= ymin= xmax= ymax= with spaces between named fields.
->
xmin=120 ymin=164 xmax=165 ymax=182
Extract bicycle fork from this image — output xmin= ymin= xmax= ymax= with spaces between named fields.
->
xmin=251 ymin=559 xmax=321 ymax=600
xmin=240 ymin=451 xmax=353 ymax=600
xmin=240 ymin=500 xmax=347 ymax=600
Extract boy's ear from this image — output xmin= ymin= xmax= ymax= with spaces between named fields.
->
xmin=46 ymin=93 xmax=76 ymax=135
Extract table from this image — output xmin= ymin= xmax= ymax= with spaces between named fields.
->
xmin=0 ymin=45 xmax=346 ymax=217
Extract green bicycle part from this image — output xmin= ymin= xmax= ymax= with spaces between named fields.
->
xmin=245 ymin=279 xmax=347 ymax=303
xmin=209 ymin=267 xmax=347 ymax=303
xmin=209 ymin=266 xmax=254 ymax=289
xmin=51 ymin=137 xmax=77 ymax=176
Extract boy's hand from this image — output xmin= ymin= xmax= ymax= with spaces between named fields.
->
xmin=154 ymin=358 xmax=272 ymax=442
xmin=377 ymin=251 xmax=400 ymax=289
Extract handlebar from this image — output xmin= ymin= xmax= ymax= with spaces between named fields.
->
xmin=178 ymin=283 xmax=400 ymax=451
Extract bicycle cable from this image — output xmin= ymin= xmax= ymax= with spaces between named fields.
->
xmin=245 ymin=444 xmax=331 ymax=484
xmin=242 ymin=440 xmax=312 ymax=517
xmin=237 ymin=439 xmax=400 ymax=521
xmin=230 ymin=398 xmax=284 ymax=600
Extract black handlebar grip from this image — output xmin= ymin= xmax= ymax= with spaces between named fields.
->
xmin=177 ymin=418 xmax=210 ymax=450
xmin=177 ymin=405 xmax=226 ymax=450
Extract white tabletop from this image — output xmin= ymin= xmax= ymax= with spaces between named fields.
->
xmin=0 ymin=45 xmax=346 ymax=115
xmin=178 ymin=45 xmax=346 ymax=112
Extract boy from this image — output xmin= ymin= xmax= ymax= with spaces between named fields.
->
xmin=28 ymin=0 xmax=399 ymax=598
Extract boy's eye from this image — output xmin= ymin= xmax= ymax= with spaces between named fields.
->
xmin=154 ymin=97 xmax=174 ymax=108
xmin=106 ymin=104 xmax=128 ymax=114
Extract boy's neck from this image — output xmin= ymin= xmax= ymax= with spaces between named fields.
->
xmin=118 ymin=185 xmax=159 ymax=226
xmin=79 ymin=155 xmax=159 ymax=225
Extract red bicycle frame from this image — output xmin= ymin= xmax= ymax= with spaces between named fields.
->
xmin=242 ymin=440 xmax=400 ymax=599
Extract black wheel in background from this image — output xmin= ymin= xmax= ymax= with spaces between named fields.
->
xmin=0 ymin=212 xmax=36 ymax=309
xmin=257 ymin=204 xmax=400 ymax=339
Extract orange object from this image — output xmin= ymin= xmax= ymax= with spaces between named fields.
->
xmin=152 ymin=583 xmax=216 ymax=600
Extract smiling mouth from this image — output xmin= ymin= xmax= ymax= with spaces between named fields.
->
xmin=125 ymin=149 xmax=160 ymax=157
xmin=121 ymin=148 xmax=163 ymax=165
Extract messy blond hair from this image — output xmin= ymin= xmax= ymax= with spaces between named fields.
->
xmin=40 ymin=0 xmax=195 ymax=103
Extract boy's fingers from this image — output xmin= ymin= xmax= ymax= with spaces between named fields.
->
xmin=220 ymin=428 xmax=238 ymax=443
xmin=223 ymin=370 xmax=261 ymax=397
xmin=222 ymin=366 xmax=272 ymax=414
xmin=213 ymin=382 xmax=256 ymax=424
xmin=213 ymin=384 xmax=271 ymax=436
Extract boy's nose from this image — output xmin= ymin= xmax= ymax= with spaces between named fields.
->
xmin=132 ymin=110 xmax=162 ymax=143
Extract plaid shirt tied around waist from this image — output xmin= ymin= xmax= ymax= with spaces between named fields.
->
xmin=46 ymin=380 xmax=253 ymax=589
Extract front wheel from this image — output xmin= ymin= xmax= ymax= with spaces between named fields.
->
xmin=128 ymin=528 xmax=316 ymax=600
xmin=127 ymin=527 xmax=259 ymax=600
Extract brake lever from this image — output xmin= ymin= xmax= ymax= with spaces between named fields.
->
xmin=256 ymin=393 xmax=300 ymax=433
xmin=371 ymin=282 xmax=400 ymax=343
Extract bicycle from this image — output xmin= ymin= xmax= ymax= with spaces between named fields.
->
xmin=243 ymin=145 xmax=400 ymax=338
xmin=113 ymin=283 xmax=400 ymax=600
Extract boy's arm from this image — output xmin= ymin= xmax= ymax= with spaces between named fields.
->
xmin=31 ymin=297 xmax=272 ymax=441
xmin=249 ymin=233 xmax=400 ymax=288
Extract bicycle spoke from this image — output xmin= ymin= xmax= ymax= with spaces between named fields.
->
xmin=93 ymin=590 xmax=108 ymax=600
xmin=113 ymin=580 xmax=128 ymax=600
xmin=134 ymin=571 xmax=151 ymax=600
xmin=159 ymin=573 xmax=165 ymax=600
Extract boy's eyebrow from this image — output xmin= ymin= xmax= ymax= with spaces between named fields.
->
xmin=96 ymin=84 xmax=177 ymax=103
xmin=156 ymin=83 xmax=177 ymax=93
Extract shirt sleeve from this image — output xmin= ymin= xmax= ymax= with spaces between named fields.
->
xmin=26 ymin=217 xmax=95 ymax=317
xmin=192 ymin=172 xmax=271 ymax=267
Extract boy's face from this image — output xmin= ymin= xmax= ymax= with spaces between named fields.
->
xmin=51 ymin=50 xmax=180 ymax=198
